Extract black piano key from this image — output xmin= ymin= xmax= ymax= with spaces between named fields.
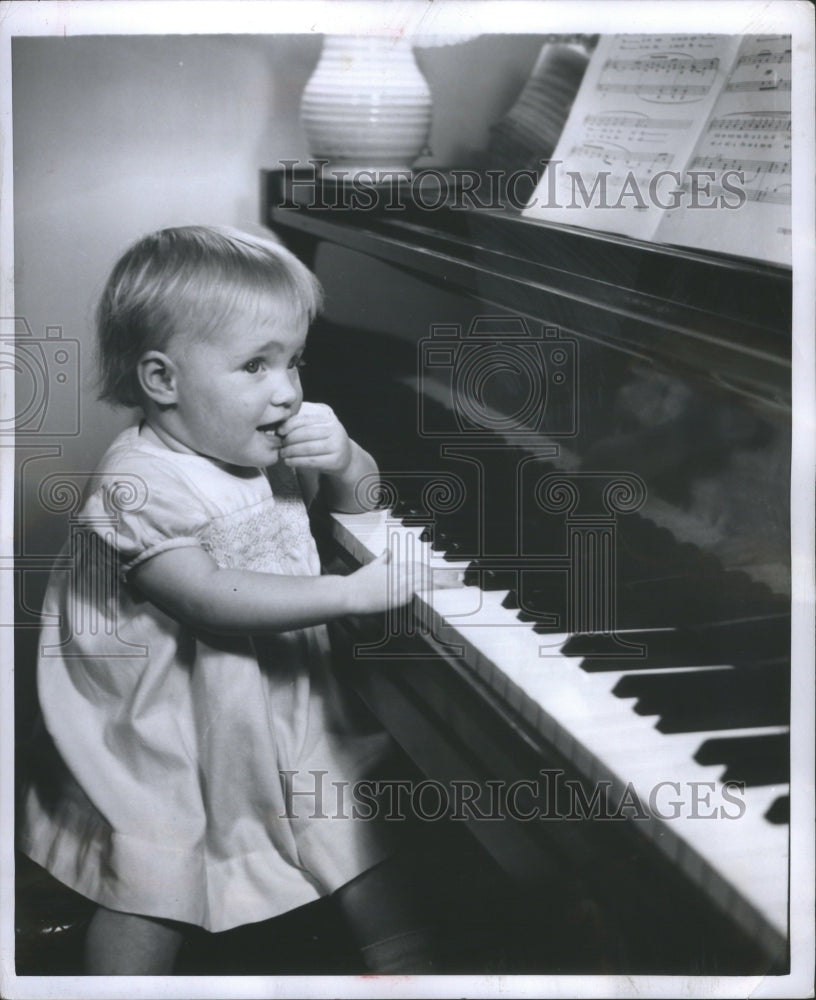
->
xmin=765 ymin=796 xmax=790 ymax=825
xmin=517 ymin=610 xmax=561 ymax=628
xmin=612 ymin=667 xmax=789 ymax=733
xmin=514 ymin=580 xmax=566 ymax=629
xmin=392 ymin=498 xmax=426 ymax=520
xmin=571 ymin=628 xmax=710 ymax=671
xmin=463 ymin=561 xmax=517 ymax=591
xmin=418 ymin=520 xmax=474 ymax=553
xmin=501 ymin=589 xmax=519 ymax=609
xmin=693 ymin=732 xmax=789 ymax=787
xmin=430 ymin=530 xmax=452 ymax=552
xmin=571 ymin=613 xmax=789 ymax=672
xmin=425 ymin=530 xmax=468 ymax=556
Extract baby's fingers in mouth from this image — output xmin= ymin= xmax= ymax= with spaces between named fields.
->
xmin=257 ymin=422 xmax=283 ymax=439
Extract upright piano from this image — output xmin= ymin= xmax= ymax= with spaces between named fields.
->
xmin=263 ymin=168 xmax=791 ymax=974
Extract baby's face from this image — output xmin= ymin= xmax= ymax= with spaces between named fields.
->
xmin=164 ymin=307 xmax=308 ymax=469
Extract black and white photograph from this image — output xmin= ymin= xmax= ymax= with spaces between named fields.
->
xmin=1 ymin=2 xmax=813 ymax=998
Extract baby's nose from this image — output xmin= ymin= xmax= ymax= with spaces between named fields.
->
xmin=269 ymin=371 xmax=299 ymax=406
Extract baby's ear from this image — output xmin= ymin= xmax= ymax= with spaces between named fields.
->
xmin=137 ymin=351 xmax=177 ymax=405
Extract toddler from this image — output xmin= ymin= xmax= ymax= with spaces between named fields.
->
xmin=20 ymin=226 xmax=439 ymax=974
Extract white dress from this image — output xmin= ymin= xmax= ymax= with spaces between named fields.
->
xmin=20 ymin=425 xmax=394 ymax=932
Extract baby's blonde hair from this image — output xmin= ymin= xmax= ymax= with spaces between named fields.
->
xmin=96 ymin=225 xmax=323 ymax=407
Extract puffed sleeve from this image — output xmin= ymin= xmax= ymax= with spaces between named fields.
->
xmin=79 ymin=453 xmax=210 ymax=579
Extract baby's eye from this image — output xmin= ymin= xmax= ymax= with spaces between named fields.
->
xmin=244 ymin=358 xmax=264 ymax=374
xmin=289 ymin=356 xmax=307 ymax=371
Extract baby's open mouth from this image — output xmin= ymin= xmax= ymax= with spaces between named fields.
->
xmin=257 ymin=422 xmax=283 ymax=440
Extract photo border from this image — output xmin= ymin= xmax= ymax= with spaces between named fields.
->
xmin=1 ymin=2 xmax=813 ymax=998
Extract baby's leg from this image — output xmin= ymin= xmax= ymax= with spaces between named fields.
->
xmin=334 ymin=853 xmax=441 ymax=973
xmin=84 ymin=906 xmax=185 ymax=975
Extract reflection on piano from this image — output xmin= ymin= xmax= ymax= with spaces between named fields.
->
xmin=263 ymin=168 xmax=791 ymax=973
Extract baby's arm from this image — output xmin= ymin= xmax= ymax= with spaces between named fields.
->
xmin=131 ymin=545 xmax=412 ymax=634
xmin=277 ymin=402 xmax=378 ymax=513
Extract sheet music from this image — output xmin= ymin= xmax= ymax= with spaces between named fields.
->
xmin=522 ymin=34 xmax=792 ymax=265
xmin=522 ymin=35 xmax=743 ymax=241
xmin=656 ymin=35 xmax=792 ymax=265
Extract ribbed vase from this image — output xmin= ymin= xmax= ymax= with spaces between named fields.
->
xmin=300 ymin=35 xmax=432 ymax=173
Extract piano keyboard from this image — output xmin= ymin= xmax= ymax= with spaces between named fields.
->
xmin=327 ymin=505 xmax=789 ymax=961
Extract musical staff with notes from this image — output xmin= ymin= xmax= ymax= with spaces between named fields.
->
xmin=727 ymin=45 xmax=792 ymax=93
xmin=682 ymin=154 xmax=790 ymax=205
xmin=524 ymin=34 xmax=742 ymax=242
xmin=599 ymin=56 xmax=720 ymax=103
xmin=575 ymin=114 xmax=694 ymax=173
xmin=583 ymin=114 xmax=694 ymax=130
xmin=708 ymin=114 xmax=791 ymax=133
xmin=563 ymin=143 xmax=674 ymax=195
xmin=570 ymin=144 xmax=675 ymax=168
xmin=524 ymin=33 xmax=791 ymax=266
xmin=658 ymin=34 xmax=792 ymax=258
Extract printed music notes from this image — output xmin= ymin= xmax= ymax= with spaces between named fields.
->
xmin=727 ymin=46 xmax=792 ymax=92
xmin=658 ymin=34 xmax=791 ymax=262
xmin=523 ymin=34 xmax=792 ymax=266
xmin=598 ymin=54 xmax=721 ymax=102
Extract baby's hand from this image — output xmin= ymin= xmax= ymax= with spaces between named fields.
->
xmin=278 ymin=402 xmax=352 ymax=474
xmin=346 ymin=550 xmax=420 ymax=614
xmin=345 ymin=551 xmax=465 ymax=615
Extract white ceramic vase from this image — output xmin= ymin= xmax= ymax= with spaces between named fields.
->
xmin=300 ymin=35 xmax=432 ymax=174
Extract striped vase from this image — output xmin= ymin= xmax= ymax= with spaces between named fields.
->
xmin=300 ymin=35 xmax=432 ymax=174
